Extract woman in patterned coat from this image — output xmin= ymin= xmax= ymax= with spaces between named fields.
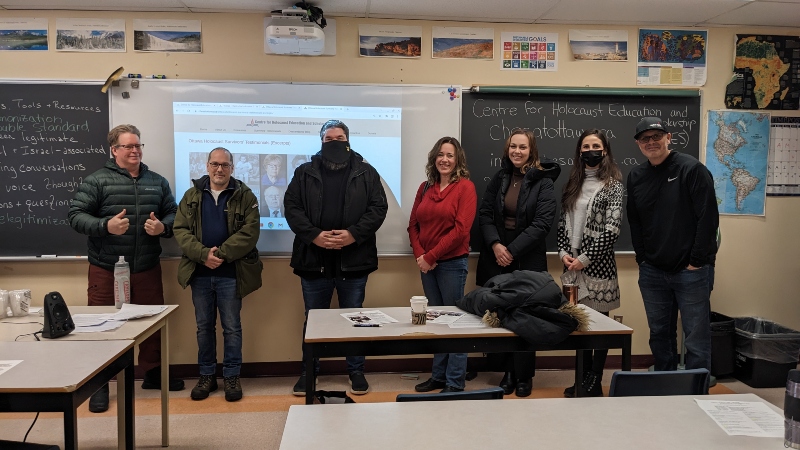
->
xmin=557 ymin=128 xmax=623 ymax=398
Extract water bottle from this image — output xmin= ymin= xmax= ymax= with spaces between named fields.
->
xmin=113 ymin=256 xmax=130 ymax=309
xmin=786 ymin=369 xmax=800 ymax=448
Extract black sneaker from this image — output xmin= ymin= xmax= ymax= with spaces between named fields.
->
xmin=142 ymin=366 xmax=185 ymax=391
xmin=414 ymin=378 xmax=446 ymax=392
xmin=224 ymin=376 xmax=243 ymax=402
xmin=190 ymin=375 xmax=218 ymax=400
xmin=292 ymin=374 xmax=306 ymax=397
xmin=88 ymin=383 xmax=109 ymax=413
xmin=349 ymin=371 xmax=369 ymax=395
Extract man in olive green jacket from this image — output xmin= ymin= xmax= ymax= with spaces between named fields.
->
xmin=174 ymin=147 xmax=262 ymax=402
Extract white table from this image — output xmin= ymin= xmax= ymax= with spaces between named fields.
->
xmin=303 ymin=305 xmax=633 ymax=403
xmin=0 ymin=340 xmax=135 ymax=450
xmin=280 ymin=393 xmax=782 ymax=450
xmin=0 ymin=305 xmax=178 ymax=447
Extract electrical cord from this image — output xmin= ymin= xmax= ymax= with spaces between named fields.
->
xmin=295 ymin=1 xmax=327 ymax=28
xmin=14 ymin=329 xmax=43 ymax=341
xmin=23 ymin=412 xmax=40 ymax=443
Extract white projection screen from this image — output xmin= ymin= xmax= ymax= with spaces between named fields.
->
xmin=110 ymin=80 xmax=461 ymax=255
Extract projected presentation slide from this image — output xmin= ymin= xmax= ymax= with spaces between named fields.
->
xmin=174 ymin=102 xmax=401 ymax=231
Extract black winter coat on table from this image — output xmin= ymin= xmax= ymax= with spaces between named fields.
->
xmin=456 ymin=270 xmax=579 ymax=346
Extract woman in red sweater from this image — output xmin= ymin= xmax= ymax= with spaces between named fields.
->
xmin=407 ymin=136 xmax=477 ymax=393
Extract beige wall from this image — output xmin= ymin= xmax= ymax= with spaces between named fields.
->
xmin=1 ymin=11 xmax=799 ymax=365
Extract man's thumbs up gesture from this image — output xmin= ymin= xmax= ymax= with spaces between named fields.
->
xmin=108 ymin=209 xmax=129 ymax=235
xmin=144 ymin=211 xmax=165 ymax=236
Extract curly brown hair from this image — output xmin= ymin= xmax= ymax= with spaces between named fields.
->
xmin=425 ymin=136 xmax=470 ymax=185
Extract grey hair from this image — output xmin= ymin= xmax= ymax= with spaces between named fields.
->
xmin=208 ymin=147 xmax=233 ymax=163
xmin=319 ymin=120 xmax=349 ymax=141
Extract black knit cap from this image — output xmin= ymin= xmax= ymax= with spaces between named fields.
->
xmin=634 ymin=117 xmax=669 ymax=139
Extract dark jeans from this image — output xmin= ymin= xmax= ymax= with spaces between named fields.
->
xmin=88 ymin=263 xmax=163 ymax=372
xmin=420 ymin=257 xmax=469 ymax=389
xmin=300 ymin=275 xmax=368 ymax=374
xmin=190 ymin=276 xmax=242 ymax=378
xmin=638 ymin=262 xmax=714 ymax=371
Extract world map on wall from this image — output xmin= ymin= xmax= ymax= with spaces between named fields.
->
xmin=725 ymin=35 xmax=800 ymax=110
xmin=705 ymin=111 xmax=770 ymax=215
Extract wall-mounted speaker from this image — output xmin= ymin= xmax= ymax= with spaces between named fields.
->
xmin=42 ymin=291 xmax=75 ymax=339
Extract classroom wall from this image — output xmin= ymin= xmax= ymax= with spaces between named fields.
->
xmin=1 ymin=10 xmax=798 ymax=366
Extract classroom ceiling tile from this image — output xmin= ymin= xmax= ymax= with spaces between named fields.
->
xmin=365 ymin=0 xmax=560 ymax=23
xmin=705 ymin=1 xmax=800 ymax=27
xmin=0 ymin=0 xmax=188 ymax=11
xmin=537 ymin=0 xmax=750 ymax=26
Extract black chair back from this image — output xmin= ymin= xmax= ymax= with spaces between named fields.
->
xmin=608 ymin=368 xmax=710 ymax=397
xmin=396 ymin=387 xmax=505 ymax=402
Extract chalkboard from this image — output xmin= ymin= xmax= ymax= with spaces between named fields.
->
xmin=461 ymin=88 xmax=701 ymax=253
xmin=0 ymin=82 xmax=109 ymax=257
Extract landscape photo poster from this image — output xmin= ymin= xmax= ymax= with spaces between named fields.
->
xmin=133 ymin=19 xmax=201 ymax=53
xmin=0 ymin=17 xmax=48 ymax=51
xmin=56 ymin=18 xmax=125 ymax=52
xmin=569 ymin=29 xmax=627 ymax=61
xmin=359 ymin=24 xmax=421 ymax=58
xmin=500 ymin=32 xmax=558 ymax=71
xmin=432 ymin=26 xmax=493 ymax=60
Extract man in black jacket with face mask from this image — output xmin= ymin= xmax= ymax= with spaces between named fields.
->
xmin=284 ymin=120 xmax=388 ymax=397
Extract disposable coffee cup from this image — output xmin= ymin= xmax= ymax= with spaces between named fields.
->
xmin=0 ymin=290 xmax=8 ymax=319
xmin=562 ymin=284 xmax=579 ymax=306
xmin=9 ymin=289 xmax=31 ymax=317
xmin=410 ymin=296 xmax=428 ymax=325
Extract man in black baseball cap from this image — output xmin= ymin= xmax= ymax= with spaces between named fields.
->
xmin=626 ymin=116 xmax=719 ymax=374
xmin=633 ymin=117 xmax=669 ymax=140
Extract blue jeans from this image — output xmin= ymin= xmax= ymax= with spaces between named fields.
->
xmin=190 ymin=276 xmax=242 ymax=378
xmin=638 ymin=262 xmax=714 ymax=371
xmin=420 ymin=257 xmax=469 ymax=389
xmin=300 ymin=275 xmax=368 ymax=374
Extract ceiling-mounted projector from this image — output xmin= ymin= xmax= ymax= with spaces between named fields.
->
xmin=265 ymin=9 xmax=325 ymax=56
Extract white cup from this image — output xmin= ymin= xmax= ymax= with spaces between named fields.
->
xmin=0 ymin=290 xmax=8 ymax=319
xmin=8 ymin=289 xmax=30 ymax=317
xmin=410 ymin=296 xmax=428 ymax=325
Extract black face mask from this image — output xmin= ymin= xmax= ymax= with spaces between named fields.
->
xmin=320 ymin=140 xmax=351 ymax=164
xmin=581 ymin=150 xmax=604 ymax=168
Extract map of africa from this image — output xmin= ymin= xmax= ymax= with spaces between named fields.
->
xmin=705 ymin=111 xmax=769 ymax=215
xmin=725 ymin=35 xmax=800 ymax=110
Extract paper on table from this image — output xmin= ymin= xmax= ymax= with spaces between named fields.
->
xmin=72 ymin=320 xmax=126 ymax=333
xmin=695 ymin=399 xmax=784 ymax=437
xmin=0 ymin=360 xmax=22 ymax=376
xmin=109 ymin=304 xmax=168 ymax=321
xmin=341 ymin=310 xmax=398 ymax=325
xmin=71 ymin=313 xmax=114 ymax=327
xmin=426 ymin=309 xmax=466 ymax=325
xmin=448 ymin=313 xmax=488 ymax=328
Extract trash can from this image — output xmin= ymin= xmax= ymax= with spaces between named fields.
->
xmin=710 ymin=312 xmax=735 ymax=377
xmin=734 ymin=317 xmax=800 ymax=388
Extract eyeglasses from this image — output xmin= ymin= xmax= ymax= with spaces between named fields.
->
xmin=115 ymin=144 xmax=144 ymax=150
xmin=208 ymin=162 xmax=233 ymax=169
xmin=637 ymin=133 xmax=666 ymax=144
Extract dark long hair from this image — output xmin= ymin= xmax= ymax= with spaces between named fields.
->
xmin=561 ymin=129 xmax=622 ymax=212
xmin=425 ymin=136 xmax=470 ymax=185
xmin=504 ymin=129 xmax=541 ymax=174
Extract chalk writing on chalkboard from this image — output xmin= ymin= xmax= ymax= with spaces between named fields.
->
xmin=0 ymin=83 xmax=109 ymax=257
xmin=461 ymin=91 xmax=701 ymax=253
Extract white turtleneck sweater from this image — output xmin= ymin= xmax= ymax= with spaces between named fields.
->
xmin=570 ymin=167 xmax=603 ymax=253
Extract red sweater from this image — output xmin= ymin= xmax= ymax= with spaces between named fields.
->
xmin=408 ymin=179 xmax=477 ymax=266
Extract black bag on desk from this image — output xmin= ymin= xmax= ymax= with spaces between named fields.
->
xmin=313 ymin=390 xmax=354 ymax=404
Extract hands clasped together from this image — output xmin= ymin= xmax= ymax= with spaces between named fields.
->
xmin=313 ymin=229 xmax=356 ymax=251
